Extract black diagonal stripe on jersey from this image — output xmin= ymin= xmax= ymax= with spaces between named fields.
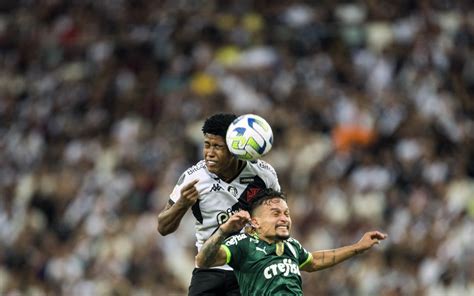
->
xmin=237 ymin=175 xmax=267 ymax=211
xmin=191 ymin=200 xmax=203 ymax=224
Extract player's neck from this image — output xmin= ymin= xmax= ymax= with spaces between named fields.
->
xmin=257 ymin=234 xmax=280 ymax=245
xmin=219 ymin=160 xmax=245 ymax=183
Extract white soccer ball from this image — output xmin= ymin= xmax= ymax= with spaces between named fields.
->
xmin=226 ymin=114 xmax=273 ymax=161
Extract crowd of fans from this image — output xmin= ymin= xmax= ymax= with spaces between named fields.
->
xmin=0 ymin=0 xmax=473 ymax=295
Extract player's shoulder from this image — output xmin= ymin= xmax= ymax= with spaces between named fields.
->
xmin=286 ymin=237 xmax=304 ymax=249
xmin=173 ymin=160 xmax=210 ymax=187
xmin=223 ymin=233 xmax=251 ymax=247
xmin=184 ymin=160 xmax=207 ymax=177
xmin=248 ymin=159 xmax=277 ymax=175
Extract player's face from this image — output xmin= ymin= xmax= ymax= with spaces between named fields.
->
xmin=253 ymin=198 xmax=291 ymax=242
xmin=203 ymin=134 xmax=238 ymax=177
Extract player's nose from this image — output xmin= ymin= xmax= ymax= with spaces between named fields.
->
xmin=205 ymin=148 xmax=216 ymax=157
xmin=278 ymin=215 xmax=289 ymax=223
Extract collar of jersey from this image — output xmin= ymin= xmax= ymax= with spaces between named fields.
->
xmin=204 ymin=160 xmax=247 ymax=183
xmin=251 ymin=232 xmax=288 ymax=246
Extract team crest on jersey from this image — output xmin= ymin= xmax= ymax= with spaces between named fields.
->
xmin=276 ymin=241 xmax=284 ymax=256
xmin=227 ymin=185 xmax=238 ymax=197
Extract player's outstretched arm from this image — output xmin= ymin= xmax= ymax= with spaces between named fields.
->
xmin=301 ymin=231 xmax=387 ymax=272
xmin=196 ymin=211 xmax=250 ymax=268
xmin=157 ymin=180 xmax=199 ymax=235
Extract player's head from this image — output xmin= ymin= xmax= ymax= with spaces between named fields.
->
xmin=250 ymin=189 xmax=291 ymax=242
xmin=201 ymin=113 xmax=239 ymax=177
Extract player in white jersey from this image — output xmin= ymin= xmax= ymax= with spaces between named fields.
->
xmin=157 ymin=113 xmax=280 ymax=296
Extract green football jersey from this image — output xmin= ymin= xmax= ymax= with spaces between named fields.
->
xmin=222 ymin=233 xmax=313 ymax=296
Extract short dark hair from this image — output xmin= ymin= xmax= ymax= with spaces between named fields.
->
xmin=249 ymin=189 xmax=286 ymax=214
xmin=202 ymin=113 xmax=237 ymax=138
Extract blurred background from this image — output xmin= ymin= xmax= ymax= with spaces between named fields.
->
xmin=0 ymin=0 xmax=473 ymax=295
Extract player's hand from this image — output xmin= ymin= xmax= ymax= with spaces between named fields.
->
xmin=177 ymin=180 xmax=199 ymax=208
xmin=356 ymin=231 xmax=387 ymax=252
xmin=220 ymin=211 xmax=251 ymax=235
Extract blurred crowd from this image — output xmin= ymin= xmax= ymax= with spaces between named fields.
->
xmin=0 ymin=0 xmax=473 ymax=295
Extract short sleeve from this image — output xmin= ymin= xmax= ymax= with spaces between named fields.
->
xmin=267 ymin=167 xmax=281 ymax=192
xmin=169 ymin=172 xmax=187 ymax=203
xmin=288 ymin=238 xmax=312 ymax=268
xmin=256 ymin=160 xmax=281 ymax=192
xmin=271 ymin=174 xmax=281 ymax=192
xmin=222 ymin=234 xmax=249 ymax=270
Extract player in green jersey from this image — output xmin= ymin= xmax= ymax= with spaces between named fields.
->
xmin=195 ymin=189 xmax=387 ymax=295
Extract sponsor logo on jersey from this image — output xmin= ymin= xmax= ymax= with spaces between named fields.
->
xmin=263 ymin=258 xmax=301 ymax=279
xmin=257 ymin=161 xmax=277 ymax=177
xmin=216 ymin=207 xmax=238 ymax=225
xmin=240 ymin=177 xmax=255 ymax=184
xmin=186 ymin=162 xmax=206 ymax=176
xmin=257 ymin=161 xmax=271 ymax=171
xmin=227 ymin=185 xmax=238 ymax=197
xmin=225 ymin=234 xmax=247 ymax=246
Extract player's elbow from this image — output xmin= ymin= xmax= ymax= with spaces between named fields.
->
xmin=157 ymin=225 xmax=167 ymax=236
xmin=157 ymin=222 xmax=174 ymax=236
xmin=157 ymin=223 xmax=173 ymax=236
xmin=195 ymin=254 xmax=209 ymax=269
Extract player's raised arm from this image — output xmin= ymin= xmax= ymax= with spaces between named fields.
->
xmin=196 ymin=211 xmax=250 ymax=268
xmin=301 ymin=231 xmax=387 ymax=272
xmin=157 ymin=179 xmax=199 ymax=235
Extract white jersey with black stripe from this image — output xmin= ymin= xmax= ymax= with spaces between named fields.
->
xmin=170 ymin=159 xmax=280 ymax=270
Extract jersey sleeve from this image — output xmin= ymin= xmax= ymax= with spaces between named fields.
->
xmin=289 ymin=238 xmax=312 ymax=268
xmin=170 ymin=161 xmax=207 ymax=203
xmin=169 ymin=172 xmax=188 ymax=203
xmin=221 ymin=234 xmax=249 ymax=270
xmin=256 ymin=160 xmax=281 ymax=191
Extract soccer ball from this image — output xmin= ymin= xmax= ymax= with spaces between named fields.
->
xmin=226 ymin=114 xmax=273 ymax=161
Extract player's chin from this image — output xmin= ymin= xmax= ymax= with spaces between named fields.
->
xmin=207 ymin=165 xmax=220 ymax=175
xmin=276 ymin=231 xmax=290 ymax=240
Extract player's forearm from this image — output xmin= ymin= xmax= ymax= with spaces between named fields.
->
xmin=157 ymin=203 xmax=189 ymax=235
xmin=195 ymin=228 xmax=228 ymax=268
xmin=309 ymin=244 xmax=362 ymax=271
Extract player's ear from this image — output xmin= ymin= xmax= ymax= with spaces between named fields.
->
xmin=251 ymin=217 xmax=259 ymax=228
